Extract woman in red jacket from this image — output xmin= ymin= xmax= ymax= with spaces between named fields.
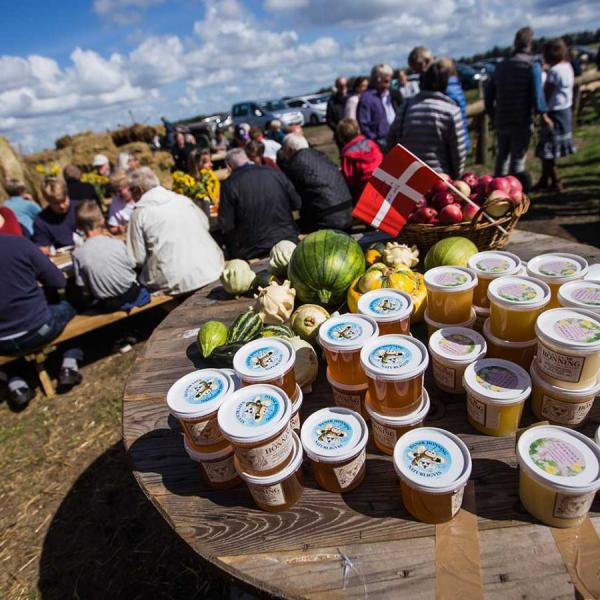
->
xmin=337 ymin=118 xmax=383 ymax=203
xmin=0 ymin=206 xmax=24 ymax=236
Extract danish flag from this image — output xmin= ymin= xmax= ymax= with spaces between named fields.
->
xmin=352 ymin=143 xmax=442 ymax=236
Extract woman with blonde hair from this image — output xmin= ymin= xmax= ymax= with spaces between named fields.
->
xmin=187 ymin=148 xmax=220 ymax=214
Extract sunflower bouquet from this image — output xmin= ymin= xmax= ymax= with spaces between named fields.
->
xmin=35 ymin=163 xmax=62 ymax=178
xmin=172 ymin=170 xmax=220 ymax=212
xmin=81 ymin=171 xmax=111 ymax=199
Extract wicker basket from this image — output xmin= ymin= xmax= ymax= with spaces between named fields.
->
xmin=396 ymin=195 xmax=530 ymax=254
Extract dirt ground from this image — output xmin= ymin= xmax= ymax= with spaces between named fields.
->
xmin=0 ymin=121 xmax=598 ymax=600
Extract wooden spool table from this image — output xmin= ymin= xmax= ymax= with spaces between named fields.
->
xmin=123 ymin=231 xmax=600 ymax=599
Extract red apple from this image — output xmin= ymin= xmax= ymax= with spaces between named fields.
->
xmin=469 ymin=193 xmax=482 ymax=205
xmin=509 ymin=190 xmax=523 ymax=206
xmin=477 ymin=175 xmax=493 ymax=194
xmin=452 ymin=180 xmax=471 ymax=204
xmin=414 ymin=195 xmax=427 ymax=210
xmin=462 ymin=203 xmax=480 ymax=221
xmin=430 ymin=218 xmax=440 ymax=225
xmin=432 ymin=191 xmax=454 ymax=211
xmin=461 ymin=172 xmax=478 ymax=188
xmin=505 ymin=175 xmax=523 ymax=194
xmin=430 ymin=179 xmax=449 ymax=196
xmin=487 ymin=177 xmax=511 ymax=195
xmin=412 ymin=206 xmax=438 ymax=224
xmin=438 ymin=203 xmax=463 ymax=224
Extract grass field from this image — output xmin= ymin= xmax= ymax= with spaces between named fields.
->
xmin=1 ymin=119 xmax=598 ymax=600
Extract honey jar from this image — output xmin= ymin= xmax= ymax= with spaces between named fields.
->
xmin=357 ymin=289 xmax=413 ymax=335
xmin=424 ymin=266 xmax=478 ymax=324
xmin=468 ymin=250 xmax=522 ymax=308
xmin=183 ymin=435 xmax=241 ymax=489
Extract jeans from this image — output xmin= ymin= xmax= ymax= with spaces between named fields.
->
xmin=0 ymin=301 xmax=78 ymax=356
xmin=494 ymin=127 xmax=532 ymax=176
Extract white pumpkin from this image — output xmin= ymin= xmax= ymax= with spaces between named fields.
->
xmin=252 ymin=280 xmax=296 ymax=324
xmin=289 ymin=336 xmax=318 ymax=393
xmin=269 ymin=240 xmax=297 ymax=277
xmin=220 ymin=259 xmax=254 ymax=297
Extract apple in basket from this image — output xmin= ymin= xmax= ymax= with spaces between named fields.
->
xmin=414 ymin=195 xmax=428 ymax=210
xmin=432 ymin=191 xmax=454 ymax=211
xmin=438 ymin=203 xmax=463 ymax=225
xmin=461 ymin=172 xmax=478 ymax=188
xmin=462 ymin=203 xmax=480 ymax=221
xmin=487 ymin=177 xmax=512 ymax=195
xmin=484 ymin=190 xmax=512 ymax=217
xmin=451 ymin=180 xmax=471 ymax=203
xmin=430 ymin=179 xmax=450 ymax=196
xmin=477 ymin=175 xmax=493 ymax=194
xmin=411 ymin=206 xmax=438 ymax=224
xmin=505 ymin=175 xmax=523 ymax=194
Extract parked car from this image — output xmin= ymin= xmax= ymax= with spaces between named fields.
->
xmin=231 ymin=99 xmax=304 ymax=129
xmin=471 ymin=61 xmax=497 ymax=76
xmin=284 ymin=94 xmax=330 ymax=125
xmin=455 ymin=63 xmax=488 ymax=89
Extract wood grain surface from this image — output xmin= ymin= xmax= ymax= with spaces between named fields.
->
xmin=123 ymin=232 xmax=600 ymax=599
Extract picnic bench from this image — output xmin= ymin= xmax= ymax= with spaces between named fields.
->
xmin=122 ymin=230 xmax=600 ymax=599
xmin=0 ymin=293 xmax=175 ymax=398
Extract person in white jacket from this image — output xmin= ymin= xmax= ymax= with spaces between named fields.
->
xmin=127 ymin=167 xmax=224 ymax=295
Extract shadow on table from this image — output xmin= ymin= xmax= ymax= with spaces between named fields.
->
xmin=38 ymin=441 xmax=230 ymax=600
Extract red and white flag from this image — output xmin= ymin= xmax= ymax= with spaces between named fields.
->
xmin=352 ymin=143 xmax=441 ymax=236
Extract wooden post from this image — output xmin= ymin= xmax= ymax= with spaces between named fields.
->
xmin=25 ymin=352 xmax=55 ymax=398
xmin=476 ymin=113 xmax=489 ymax=166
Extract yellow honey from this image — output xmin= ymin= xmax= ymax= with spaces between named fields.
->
xmin=468 ymin=251 xmax=522 ymax=308
xmin=357 ymin=289 xmax=413 ymax=336
xmin=482 ymin=318 xmax=536 ymax=370
xmin=424 ymin=266 xmax=478 ymax=324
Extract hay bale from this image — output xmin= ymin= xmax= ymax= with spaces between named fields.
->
xmin=0 ymin=136 xmax=27 ymax=200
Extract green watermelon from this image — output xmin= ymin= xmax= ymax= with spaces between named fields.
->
xmin=424 ymin=236 xmax=479 ymax=270
xmin=227 ymin=310 xmax=263 ymax=343
xmin=288 ymin=230 xmax=366 ymax=308
xmin=261 ymin=324 xmax=295 ymax=338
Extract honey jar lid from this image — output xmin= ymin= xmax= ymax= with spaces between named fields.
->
xmin=166 ymin=368 xmax=235 ymax=419
xmin=393 ymin=427 xmax=472 ymax=494
xmin=360 ymin=334 xmax=429 ymax=381
xmin=217 ymin=384 xmax=291 ymax=444
xmin=318 ymin=314 xmax=378 ymax=352
xmin=300 ymin=407 xmax=368 ymax=463
xmin=429 ymin=327 xmax=487 ymax=365
xmin=463 ymin=358 xmax=531 ymax=405
xmin=526 ymin=253 xmax=588 ymax=284
xmin=468 ymin=251 xmax=521 ymax=278
xmin=357 ymin=289 xmax=414 ymax=323
xmin=487 ymin=275 xmax=550 ymax=310
xmin=221 ymin=368 xmax=242 ymax=390
xmin=424 ymin=266 xmax=478 ymax=293
xmin=558 ymin=280 xmax=600 ymax=312
xmin=233 ymin=338 xmax=295 ymax=382
xmin=535 ymin=308 xmax=600 ymax=352
xmin=517 ymin=425 xmax=600 ymax=494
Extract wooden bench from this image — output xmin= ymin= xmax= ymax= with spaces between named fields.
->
xmin=0 ymin=293 xmax=175 ymax=398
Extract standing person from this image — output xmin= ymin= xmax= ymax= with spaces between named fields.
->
xmin=245 ymin=140 xmax=277 ymax=169
xmin=33 ymin=178 xmax=81 ymax=254
xmin=73 ymin=201 xmax=150 ymax=311
xmin=188 ymin=148 xmax=221 ymax=213
xmin=267 ymin=120 xmax=285 ymax=145
xmin=107 ymin=171 xmax=136 ymax=234
xmin=212 ymin=128 xmax=230 ymax=153
xmin=337 ymin=118 xmax=383 ymax=203
xmin=249 ymin=126 xmax=281 ymax=162
xmin=2 ymin=179 xmax=41 ymax=238
xmin=127 ymin=167 xmax=224 ymax=295
xmin=326 ymin=77 xmax=348 ymax=145
xmin=485 ymin=26 xmax=548 ymax=192
xmin=218 ymin=149 xmax=300 ymax=260
xmin=408 ymin=47 xmax=434 ymax=91
xmin=388 ymin=60 xmax=466 ymax=179
xmin=357 ymin=64 xmax=402 ymax=151
xmin=534 ymin=39 xmax=576 ymax=192
xmin=171 ymin=131 xmax=195 ymax=172
xmin=278 ymin=133 xmax=353 ymax=232
xmin=92 ymin=154 xmax=111 ymax=177
xmin=0 ymin=236 xmax=82 ymax=408
xmin=63 ymin=165 xmax=101 ymax=205
xmin=396 ymin=69 xmax=419 ymax=100
xmin=344 ymin=77 xmax=369 ymax=120
xmin=439 ymin=57 xmax=472 ymax=152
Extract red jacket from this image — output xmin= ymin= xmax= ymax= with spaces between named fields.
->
xmin=340 ymin=135 xmax=383 ymax=202
xmin=0 ymin=207 xmax=24 ymax=237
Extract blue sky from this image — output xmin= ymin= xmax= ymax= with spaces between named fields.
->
xmin=1 ymin=0 xmax=598 ymax=152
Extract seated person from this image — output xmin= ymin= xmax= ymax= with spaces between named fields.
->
xmin=73 ymin=201 xmax=150 ymax=312
xmin=188 ymin=149 xmax=220 ymax=211
xmin=245 ymin=140 xmax=277 ymax=169
xmin=63 ymin=164 xmax=101 ymax=205
xmin=3 ymin=178 xmax=41 ymax=237
xmin=211 ymin=128 xmax=229 ymax=153
xmin=93 ymin=154 xmax=111 ymax=177
xmin=336 ymin=118 xmax=383 ymax=202
xmin=33 ymin=178 xmax=81 ymax=254
xmin=267 ymin=119 xmax=285 ymax=144
xmin=107 ymin=171 xmax=136 ymax=234
xmin=0 ymin=236 xmax=82 ymax=409
xmin=249 ymin=126 xmax=281 ymax=162
xmin=0 ymin=206 xmax=24 ymax=236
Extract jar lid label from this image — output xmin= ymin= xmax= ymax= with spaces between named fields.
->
xmin=184 ymin=374 xmax=226 ymax=405
xmin=475 ymin=257 xmax=511 ymax=273
xmin=475 ymin=365 xmax=518 ymax=393
xmin=572 ymin=286 xmax=600 ymax=306
xmin=368 ymin=294 xmax=405 ymax=315
xmin=245 ymin=345 xmax=284 ymax=372
xmin=403 ymin=439 xmax=452 ymax=479
xmin=234 ymin=392 xmax=282 ymax=427
xmin=369 ymin=343 xmax=412 ymax=370
xmin=311 ymin=418 xmax=354 ymax=451
xmin=529 ymin=437 xmax=586 ymax=478
xmin=553 ymin=317 xmax=600 ymax=344
xmin=438 ymin=332 xmax=477 ymax=357
xmin=325 ymin=321 xmax=363 ymax=342
xmin=539 ymin=259 xmax=579 ymax=278
xmin=434 ymin=270 xmax=469 ymax=287
xmin=497 ymin=282 xmax=539 ymax=303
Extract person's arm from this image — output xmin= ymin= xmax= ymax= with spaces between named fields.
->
xmin=126 ymin=212 xmax=147 ymax=267
xmin=217 ymin=183 xmax=236 ymax=236
xmin=32 ymin=218 xmax=52 ymax=255
xmin=325 ymin=98 xmax=337 ymax=131
xmin=277 ymin=170 xmax=302 ymax=211
xmin=28 ymin=242 xmax=66 ymax=289
xmin=357 ymin=96 xmax=376 ymax=140
xmin=532 ymin=62 xmax=549 ymax=115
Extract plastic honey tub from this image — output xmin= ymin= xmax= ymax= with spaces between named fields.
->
xmin=217 ymin=383 xmax=293 ymax=476
xmin=393 ymin=427 xmax=472 ymax=523
xmin=360 ymin=334 xmax=429 ymax=416
xmin=326 ymin=368 xmax=368 ymax=420
xmin=463 ymin=358 xmax=531 ymax=436
xmin=473 ymin=305 xmax=490 ymax=333
xmin=526 ymin=253 xmax=588 ymax=309
xmin=517 ymin=425 xmax=600 ymax=528
xmin=366 ymin=388 xmax=430 ymax=455
xmin=534 ymin=308 xmax=600 ymax=389
xmin=424 ymin=266 xmax=478 ymax=324
xmin=236 ymin=432 xmax=304 ymax=512
xmin=530 ymin=362 xmax=600 ymax=427
xmin=357 ymin=289 xmax=413 ymax=335
xmin=166 ymin=368 xmax=234 ymax=452
xmin=482 ymin=318 xmax=537 ymax=370
xmin=183 ymin=435 xmax=241 ymax=489
xmin=318 ymin=314 xmax=378 ymax=385
xmin=428 ymin=327 xmax=487 ymax=394
xmin=301 ymin=407 xmax=368 ymax=493
xmin=290 ymin=385 xmax=303 ymax=433
xmin=233 ymin=337 xmax=296 ymax=398
xmin=557 ymin=279 xmax=600 ymax=314
xmin=424 ymin=307 xmax=476 ymax=338
xmin=468 ymin=250 xmax=522 ymax=308
xmin=487 ymin=275 xmax=551 ymax=341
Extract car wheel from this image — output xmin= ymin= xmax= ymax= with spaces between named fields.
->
xmin=309 ymin=114 xmax=319 ymax=126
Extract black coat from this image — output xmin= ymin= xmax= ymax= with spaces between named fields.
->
xmin=218 ymin=164 xmax=301 ymax=260
xmin=66 ymin=179 xmax=100 ymax=204
xmin=326 ymin=93 xmax=348 ymax=131
xmin=278 ymin=148 xmax=353 ymax=233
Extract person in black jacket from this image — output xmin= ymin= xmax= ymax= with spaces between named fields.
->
xmin=278 ymin=133 xmax=353 ymax=233
xmin=326 ymin=77 xmax=348 ymax=147
xmin=63 ymin=164 xmax=101 ymax=206
xmin=218 ymin=148 xmax=300 ymax=260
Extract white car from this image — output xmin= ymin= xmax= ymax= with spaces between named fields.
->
xmin=285 ymin=94 xmax=330 ymax=125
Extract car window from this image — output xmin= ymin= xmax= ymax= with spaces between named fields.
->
xmin=233 ymin=104 xmax=249 ymax=117
xmin=308 ymin=95 xmax=329 ymax=104
xmin=258 ymin=99 xmax=286 ymax=111
xmin=287 ymin=100 xmax=304 ymax=108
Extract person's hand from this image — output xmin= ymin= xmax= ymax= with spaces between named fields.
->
xmin=542 ymin=113 xmax=554 ymax=129
xmin=22 ymin=193 xmax=33 ymax=200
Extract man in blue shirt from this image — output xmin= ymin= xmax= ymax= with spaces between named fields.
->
xmin=3 ymin=178 xmax=41 ymax=238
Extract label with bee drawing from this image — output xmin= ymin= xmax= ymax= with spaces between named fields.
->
xmin=235 ymin=425 xmax=293 ymax=471
xmin=234 ymin=393 xmax=281 ymax=427
xmin=368 ymin=343 xmax=412 ymax=370
xmin=202 ymin=455 xmax=238 ymax=483
xmin=184 ymin=375 xmax=226 ymax=405
xmin=333 ymin=449 xmax=366 ymax=487
xmin=245 ymin=346 xmax=284 ymax=372
xmin=312 ymin=418 xmax=353 ymax=451
xmin=403 ymin=439 xmax=452 ymax=479
xmin=539 ymin=394 xmax=593 ymax=425
xmin=552 ymin=491 xmax=595 ymax=519
xmin=325 ymin=322 xmax=363 ymax=343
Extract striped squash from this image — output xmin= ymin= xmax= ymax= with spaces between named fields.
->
xmin=226 ymin=311 xmax=263 ymax=343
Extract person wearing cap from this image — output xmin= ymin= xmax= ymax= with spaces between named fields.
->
xmin=93 ymin=154 xmax=111 ymax=177
xmin=63 ymin=164 xmax=101 ymax=206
